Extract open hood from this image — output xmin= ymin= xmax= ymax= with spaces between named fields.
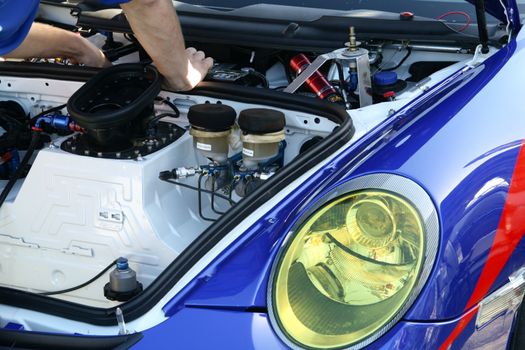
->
xmin=467 ymin=0 xmax=521 ymax=31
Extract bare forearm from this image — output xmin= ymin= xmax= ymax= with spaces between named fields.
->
xmin=122 ymin=0 xmax=212 ymax=90
xmin=5 ymin=23 xmax=81 ymax=59
xmin=122 ymin=0 xmax=187 ymax=83
xmin=3 ymin=23 xmax=108 ymax=67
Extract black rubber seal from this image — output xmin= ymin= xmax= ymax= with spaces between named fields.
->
xmin=0 ymin=328 xmax=142 ymax=350
xmin=67 ymin=64 xmax=161 ymax=130
xmin=187 ymin=103 xmax=237 ymax=131
xmin=0 ymin=62 xmax=353 ymax=326
xmin=238 ymin=108 xmax=285 ymax=134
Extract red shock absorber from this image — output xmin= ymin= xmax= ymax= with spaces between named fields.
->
xmin=289 ymin=54 xmax=342 ymax=103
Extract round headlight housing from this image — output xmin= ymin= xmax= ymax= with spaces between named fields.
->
xmin=268 ymin=174 xmax=438 ymax=349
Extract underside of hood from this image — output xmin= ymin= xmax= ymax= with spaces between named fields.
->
xmin=467 ymin=0 xmax=521 ymax=31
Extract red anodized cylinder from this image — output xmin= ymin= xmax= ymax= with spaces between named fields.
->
xmin=290 ymin=53 xmax=339 ymax=101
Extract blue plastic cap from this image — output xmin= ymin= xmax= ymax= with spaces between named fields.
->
xmin=0 ymin=0 xmax=39 ymax=56
xmin=116 ymin=257 xmax=129 ymax=270
xmin=373 ymin=71 xmax=398 ymax=87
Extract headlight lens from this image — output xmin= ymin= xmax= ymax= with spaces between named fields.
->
xmin=270 ymin=190 xmax=426 ymax=349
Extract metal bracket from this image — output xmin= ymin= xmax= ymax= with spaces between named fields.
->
xmin=284 ymin=48 xmax=373 ymax=108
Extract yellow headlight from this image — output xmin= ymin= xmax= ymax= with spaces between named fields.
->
xmin=270 ymin=190 xmax=425 ymax=349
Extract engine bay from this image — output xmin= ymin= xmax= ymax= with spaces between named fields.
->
xmin=0 ymin=14 xmax=497 ymax=333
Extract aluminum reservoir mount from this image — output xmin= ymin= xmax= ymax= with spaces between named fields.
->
xmin=284 ymin=27 xmax=373 ymax=108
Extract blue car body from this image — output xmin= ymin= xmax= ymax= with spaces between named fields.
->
xmin=134 ymin=8 xmax=525 ymax=350
xmin=1 ymin=1 xmax=525 ymax=349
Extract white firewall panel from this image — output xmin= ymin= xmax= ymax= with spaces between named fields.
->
xmin=0 ymin=131 xmax=209 ymax=307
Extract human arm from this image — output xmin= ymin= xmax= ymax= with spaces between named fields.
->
xmin=3 ymin=22 xmax=110 ymax=68
xmin=120 ymin=0 xmax=213 ymax=91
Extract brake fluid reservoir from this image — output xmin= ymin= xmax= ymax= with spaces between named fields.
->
xmin=239 ymin=108 xmax=286 ymax=170
xmin=188 ymin=104 xmax=237 ymax=163
xmin=103 ymin=257 xmax=143 ymax=302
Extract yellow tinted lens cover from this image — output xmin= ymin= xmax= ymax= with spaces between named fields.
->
xmin=271 ymin=190 xmax=425 ymax=349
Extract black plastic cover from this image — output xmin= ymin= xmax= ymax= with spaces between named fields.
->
xmin=188 ymin=103 xmax=237 ymax=131
xmin=73 ymin=4 xmax=487 ymax=51
xmin=239 ymin=108 xmax=285 ymax=134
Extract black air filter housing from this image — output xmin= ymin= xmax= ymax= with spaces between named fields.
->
xmin=239 ymin=108 xmax=285 ymax=134
xmin=188 ymin=104 xmax=237 ymax=132
xmin=67 ymin=64 xmax=161 ymax=151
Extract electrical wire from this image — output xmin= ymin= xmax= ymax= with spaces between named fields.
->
xmin=148 ymin=98 xmax=181 ymax=130
xmin=372 ymin=46 xmax=407 ymax=75
xmin=0 ymin=104 xmax=69 ymax=210
xmin=437 ymin=11 xmax=472 ymax=33
xmin=155 ymin=97 xmax=180 ymax=116
xmin=0 ymin=132 xmax=40 ymax=209
xmin=40 ymin=259 xmax=118 ymax=296
xmin=124 ymin=33 xmax=138 ymax=43
xmin=382 ymin=47 xmax=412 ymax=71
xmin=498 ymin=0 xmax=512 ymax=43
xmin=248 ymin=70 xmax=270 ymax=88
xmin=160 ymin=177 xmax=236 ymax=205
xmin=30 ymin=104 xmax=67 ymax=124
xmin=146 ymin=112 xmax=180 ymax=130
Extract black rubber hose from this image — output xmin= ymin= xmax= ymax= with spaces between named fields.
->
xmin=146 ymin=112 xmax=179 ymax=130
xmin=155 ymin=97 xmax=180 ymax=116
xmin=40 ymin=259 xmax=118 ymax=296
xmin=0 ymin=132 xmax=40 ymax=209
xmin=0 ymin=115 xmax=23 ymax=149
xmin=0 ymin=101 xmax=29 ymax=149
xmin=249 ymin=70 xmax=269 ymax=88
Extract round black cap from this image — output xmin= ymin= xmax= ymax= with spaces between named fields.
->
xmin=188 ymin=104 xmax=236 ymax=131
xmin=239 ymin=108 xmax=286 ymax=134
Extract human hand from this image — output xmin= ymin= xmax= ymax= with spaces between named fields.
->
xmin=71 ymin=35 xmax=111 ymax=68
xmin=3 ymin=23 xmax=111 ymax=69
xmin=165 ymin=47 xmax=213 ymax=91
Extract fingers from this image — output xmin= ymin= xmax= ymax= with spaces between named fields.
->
xmin=193 ymin=50 xmax=205 ymax=61
xmin=186 ymin=47 xmax=197 ymax=55
xmin=166 ymin=47 xmax=214 ymax=91
xmin=186 ymin=47 xmax=207 ymax=62
xmin=71 ymin=35 xmax=111 ymax=68
xmin=187 ymin=47 xmax=213 ymax=77
xmin=203 ymin=56 xmax=214 ymax=70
